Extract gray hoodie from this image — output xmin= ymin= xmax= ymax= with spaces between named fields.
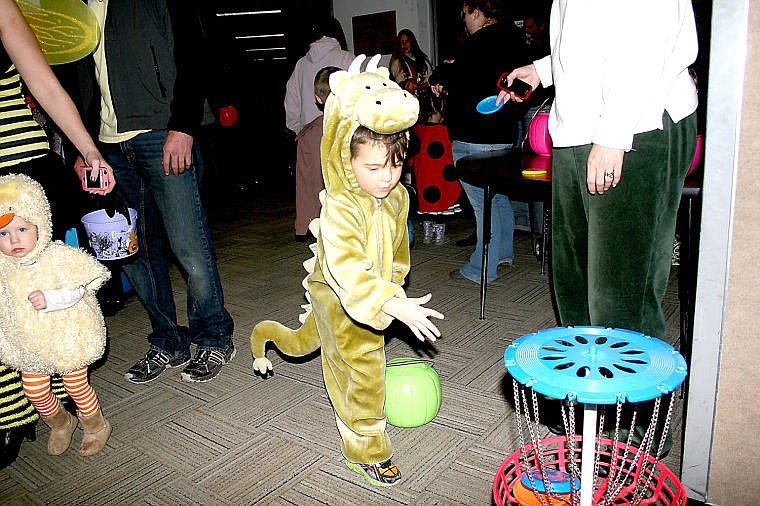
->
xmin=284 ymin=37 xmax=354 ymax=134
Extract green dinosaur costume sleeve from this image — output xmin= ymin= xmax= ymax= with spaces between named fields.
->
xmin=319 ymin=193 xmax=406 ymax=330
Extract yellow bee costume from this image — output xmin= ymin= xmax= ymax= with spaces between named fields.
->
xmin=0 ymin=174 xmax=109 ymax=374
xmin=251 ymin=55 xmax=419 ymax=467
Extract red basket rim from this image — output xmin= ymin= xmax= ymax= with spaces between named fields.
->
xmin=493 ymin=436 xmax=686 ymax=506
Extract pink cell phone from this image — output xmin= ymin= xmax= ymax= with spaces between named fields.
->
xmin=81 ymin=168 xmax=108 ymax=190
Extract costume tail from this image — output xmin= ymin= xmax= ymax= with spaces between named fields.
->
xmin=250 ymin=312 xmax=320 ymax=375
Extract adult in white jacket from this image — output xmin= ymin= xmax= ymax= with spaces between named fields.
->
xmin=284 ymin=18 xmax=354 ymax=135
xmin=500 ymin=0 xmax=698 ymax=343
xmin=499 ymin=0 xmax=699 ymax=459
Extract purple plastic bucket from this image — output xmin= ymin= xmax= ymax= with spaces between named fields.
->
xmin=81 ymin=208 xmax=138 ymax=260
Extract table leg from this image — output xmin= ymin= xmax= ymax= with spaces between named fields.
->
xmin=678 ymin=193 xmax=699 ymax=364
xmin=480 ymin=184 xmax=492 ymax=320
xmin=541 ymin=203 xmax=550 ymax=275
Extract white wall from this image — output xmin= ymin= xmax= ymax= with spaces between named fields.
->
xmin=333 ymin=0 xmax=434 ymax=66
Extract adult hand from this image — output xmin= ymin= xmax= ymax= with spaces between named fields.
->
xmin=496 ymin=64 xmax=540 ymax=105
xmin=162 ymin=130 xmax=193 ymax=176
xmin=587 ymin=144 xmax=624 ymax=194
xmin=430 ymin=83 xmax=446 ymax=98
xmin=74 ymin=153 xmax=116 ymax=195
xmin=382 ymin=293 xmax=444 ymax=343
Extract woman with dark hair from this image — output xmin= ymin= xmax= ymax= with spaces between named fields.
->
xmin=389 ymin=29 xmax=433 ymax=97
xmin=431 ymin=0 xmax=530 ymax=284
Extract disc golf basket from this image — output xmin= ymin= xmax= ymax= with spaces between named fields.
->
xmin=496 ymin=326 xmax=688 ymax=506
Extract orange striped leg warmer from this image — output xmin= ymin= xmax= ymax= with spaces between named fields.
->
xmin=21 ymin=373 xmax=60 ymax=418
xmin=61 ymin=367 xmax=100 ymax=417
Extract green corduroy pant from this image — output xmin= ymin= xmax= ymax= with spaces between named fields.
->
xmin=551 ymin=112 xmax=697 ymax=340
xmin=550 ymin=112 xmax=697 ymax=456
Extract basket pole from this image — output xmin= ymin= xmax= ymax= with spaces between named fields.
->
xmin=580 ymin=403 xmax=597 ymax=506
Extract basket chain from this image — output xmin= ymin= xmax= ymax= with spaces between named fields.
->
xmin=632 ymin=393 xmax=676 ymax=505
xmin=605 ymin=397 xmax=662 ymax=502
xmin=636 ymin=396 xmax=663 ymax=503
xmin=592 ymin=406 xmax=606 ymax=500
xmin=513 ymin=381 xmax=550 ymax=506
xmin=601 ymin=401 xmax=624 ymax=506
xmin=525 ymin=387 xmax=554 ymax=506
xmin=561 ymin=401 xmax=580 ymax=506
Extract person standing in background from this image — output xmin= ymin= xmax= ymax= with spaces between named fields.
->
xmin=284 ymin=17 xmax=354 ymax=136
xmin=431 ymin=0 xmax=530 ymax=284
xmin=76 ymin=0 xmax=235 ymax=384
xmin=293 ymin=66 xmax=340 ymax=240
xmin=389 ymin=29 xmax=433 ymax=98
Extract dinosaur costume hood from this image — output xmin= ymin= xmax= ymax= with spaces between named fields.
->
xmin=321 ymin=54 xmax=420 ymax=198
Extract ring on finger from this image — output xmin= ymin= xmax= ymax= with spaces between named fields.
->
xmin=605 ymin=171 xmax=614 ymax=179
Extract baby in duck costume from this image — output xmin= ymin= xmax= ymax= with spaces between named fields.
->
xmin=251 ymin=55 xmax=444 ymax=486
xmin=0 ymin=174 xmax=111 ymax=456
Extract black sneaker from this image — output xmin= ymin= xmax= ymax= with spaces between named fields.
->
xmin=125 ymin=347 xmax=191 ymax=384
xmin=180 ymin=346 xmax=236 ymax=383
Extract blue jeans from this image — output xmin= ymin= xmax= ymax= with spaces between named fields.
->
xmin=452 ymin=141 xmax=515 ymax=283
xmin=101 ymin=130 xmax=233 ymax=356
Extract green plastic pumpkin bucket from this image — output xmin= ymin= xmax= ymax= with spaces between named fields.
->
xmin=385 ymin=358 xmax=442 ymax=427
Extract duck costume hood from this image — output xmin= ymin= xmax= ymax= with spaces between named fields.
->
xmin=0 ymin=173 xmax=52 ymax=265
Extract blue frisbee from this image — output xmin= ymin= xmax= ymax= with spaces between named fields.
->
xmin=476 ymin=95 xmax=504 ymax=114
xmin=521 ymin=469 xmax=581 ymax=494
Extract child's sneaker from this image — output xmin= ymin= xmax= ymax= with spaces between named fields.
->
xmin=345 ymin=458 xmax=402 ymax=486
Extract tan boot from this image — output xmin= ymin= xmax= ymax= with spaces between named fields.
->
xmin=42 ymin=406 xmax=77 ymax=455
xmin=78 ymin=407 xmax=112 ymax=456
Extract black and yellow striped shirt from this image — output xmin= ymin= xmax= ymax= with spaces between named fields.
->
xmin=0 ymin=64 xmax=49 ymax=168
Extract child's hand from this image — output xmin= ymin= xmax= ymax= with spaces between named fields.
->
xmin=382 ymin=293 xmax=444 ymax=343
xmin=28 ymin=290 xmax=47 ymax=310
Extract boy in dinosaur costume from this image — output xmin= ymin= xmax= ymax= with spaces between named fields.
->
xmin=251 ymin=55 xmax=444 ymax=486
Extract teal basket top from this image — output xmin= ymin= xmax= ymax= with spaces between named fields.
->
xmin=504 ymin=326 xmax=687 ymax=404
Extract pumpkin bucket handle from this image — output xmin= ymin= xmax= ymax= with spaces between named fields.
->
xmin=386 ymin=357 xmax=435 ymax=368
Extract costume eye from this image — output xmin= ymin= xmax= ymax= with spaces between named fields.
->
xmin=365 ymin=85 xmax=371 ymax=89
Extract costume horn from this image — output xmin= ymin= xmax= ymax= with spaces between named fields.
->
xmin=348 ymin=54 xmax=366 ymax=74
xmin=366 ymin=54 xmax=382 ymax=73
